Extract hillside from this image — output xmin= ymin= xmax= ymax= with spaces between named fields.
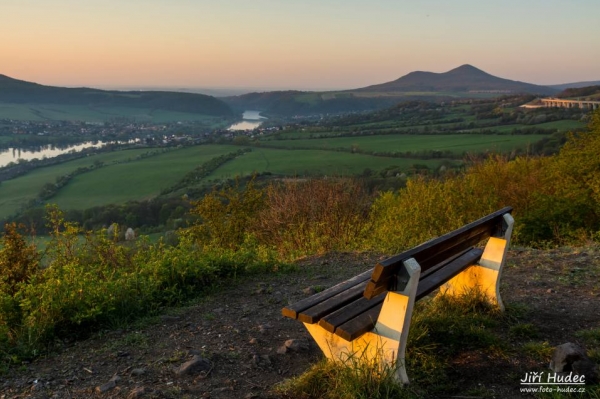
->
xmin=224 ymin=65 xmax=559 ymax=117
xmin=359 ymin=64 xmax=557 ymax=94
xmin=550 ymin=80 xmax=600 ymax=90
xmin=556 ymin=85 xmax=600 ymax=99
xmin=0 ymin=74 xmax=234 ymax=120
xmin=2 ymin=248 xmax=598 ymax=398
xmin=223 ymin=90 xmax=413 ymax=117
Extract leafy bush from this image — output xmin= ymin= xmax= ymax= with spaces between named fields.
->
xmin=254 ymin=178 xmax=372 ymax=258
xmin=0 ymin=206 xmax=280 ymax=364
xmin=188 ymin=178 xmax=266 ymax=250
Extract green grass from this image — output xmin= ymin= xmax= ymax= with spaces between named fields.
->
xmin=0 ymin=149 xmax=151 ymax=218
xmin=206 ymin=147 xmax=450 ymax=180
xmin=49 ymin=145 xmax=237 ymax=209
xmin=280 ymin=290 xmax=504 ymax=398
xmin=258 ymin=134 xmax=549 ymax=155
xmin=0 ymin=103 xmax=228 ymax=124
xmin=534 ymin=119 xmax=586 ymax=131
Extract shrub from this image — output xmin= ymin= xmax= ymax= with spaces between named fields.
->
xmin=253 ymin=178 xmax=372 ymax=258
xmin=188 ymin=178 xmax=265 ymax=250
xmin=1 ymin=206 xmax=280 ymax=364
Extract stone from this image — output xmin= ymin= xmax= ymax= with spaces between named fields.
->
xmin=276 ymin=346 xmax=288 ymax=355
xmin=174 ymin=356 xmax=211 ymax=376
xmin=302 ymin=287 xmax=316 ymax=295
xmin=125 ymin=228 xmax=135 ymax=241
xmin=130 ymin=368 xmax=146 ymax=376
xmin=284 ymin=339 xmax=309 ymax=352
xmin=550 ymin=343 xmax=599 ymax=384
xmin=96 ymin=379 xmax=116 ymax=393
xmin=249 ymin=338 xmax=258 ymax=344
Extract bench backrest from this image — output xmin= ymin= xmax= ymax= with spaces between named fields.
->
xmin=363 ymin=206 xmax=513 ymax=299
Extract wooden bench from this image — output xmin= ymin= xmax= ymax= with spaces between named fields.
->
xmin=282 ymin=207 xmax=514 ymax=383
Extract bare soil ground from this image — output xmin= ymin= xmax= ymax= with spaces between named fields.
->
xmin=1 ymin=247 xmax=599 ymax=399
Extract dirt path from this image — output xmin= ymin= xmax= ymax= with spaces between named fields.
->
xmin=1 ymin=248 xmax=599 ymax=398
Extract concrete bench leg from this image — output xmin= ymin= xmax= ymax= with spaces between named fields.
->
xmin=440 ymin=213 xmax=514 ymax=310
xmin=303 ymin=258 xmax=421 ymax=384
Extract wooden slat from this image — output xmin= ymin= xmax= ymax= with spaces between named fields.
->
xmin=374 ymin=216 xmax=500 ymax=279
xmin=419 ymin=247 xmax=474 ymax=280
xmin=335 ymin=304 xmax=383 ymax=341
xmin=415 ymin=230 xmax=492 ymax=271
xmin=318 ymin=293 xmax=386 ymax=333
xmin=373 ymin=207 xmax=511 ymax=278
xmin=364 ymin=207 xmax=511 ymax=299
xmin=363 ymin=246 xmax=476 ymax=298
xmin=298 ymin=280 xmax=368 ymax=324
xmin=363 ymin=230 xmax=490 ymax=299
xmin=335 ymin=247 xmax=483 ymax=341
xmin=282 ymin=268 xmax=373 ymax=319
xmin=416 ymin=247 xmax=483 ymax=300
xmin=362 ymin=281 xmax=388 ymax=300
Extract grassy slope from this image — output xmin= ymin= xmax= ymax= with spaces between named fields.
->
xmin=207 ymin=147 xmax=446 ymax=179
xmin=257 ymin=134 xmax=549 ymax=154
xmin=0 ymin=103 xmax=230 ymax=125
xmin=50 ymin=145 xmax=237 ymax=209
xmin=0 ymin=149 xmax=150 ymax=218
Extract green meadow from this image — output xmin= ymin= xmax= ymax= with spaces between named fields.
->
xmin=207 ymin=147 xmax=446 ymax=179
xmin=0 ymin=149 xmax=152 ymax=218
xmin=257 ymin=134 xmax=549 ymax=154
xmin=1 ymin=143 xmax=458 ymax=216
xmin=49 ymin=145 xmax=236 ymax=209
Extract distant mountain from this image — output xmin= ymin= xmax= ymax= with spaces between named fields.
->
xmin=556 ymin=85 xmax=600 ymax=99
xmin=0 ymin=74 xmax=234 ymax=118
xmin=358 ymin=65 xmax=558 ymax=95
xmin=549 ymin=81 xmax=600 ymax=91
xmin=224 ymin=65 xmax=560 ymax=117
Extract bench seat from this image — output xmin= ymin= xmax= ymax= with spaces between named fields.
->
xmin=284 ymin=247 xmax=484 ymax=341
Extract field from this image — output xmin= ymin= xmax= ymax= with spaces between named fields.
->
xmin=0 ymin=103 xmax=229 ymax=125
xmin=207 ymin=147 xmax=446 ymax=180
xmin=0 ymin=128 xmax=570 ymax=217
xmin=50 ymin=145 xmax=236 ymax=209
xmin=1 ymin=142 xmax=459 ymax=216
xmin=0 ymin=149 xmax=151 ymax=219
xmin=256 ymin=134 xmax=549 ymax=155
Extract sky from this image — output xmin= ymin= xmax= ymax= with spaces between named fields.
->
xmin=2 ymin=0 xmax=600 ymax=91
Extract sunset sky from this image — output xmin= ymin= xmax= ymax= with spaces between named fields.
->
xmin=2 ymin=0 xmax=599 ymax=91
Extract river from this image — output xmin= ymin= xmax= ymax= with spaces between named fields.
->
xmin=228 ymin=110 xmax=266 ymax=131
xmin=0 ymin=141 xmax=131 ymax=168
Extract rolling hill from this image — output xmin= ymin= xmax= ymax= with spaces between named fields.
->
xmin=224 ymin=65 xmax=559 ymax=117
xmin=549 ymin=80 xmax=600 ymax=90
xmin=0 ymin=74 xmax=234 ymax=120
xmin=359 ymin=64 xmax=557 ymax=94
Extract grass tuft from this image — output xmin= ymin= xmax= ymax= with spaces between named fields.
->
xmin=276 ymin=357 xmax=416 ymax=399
